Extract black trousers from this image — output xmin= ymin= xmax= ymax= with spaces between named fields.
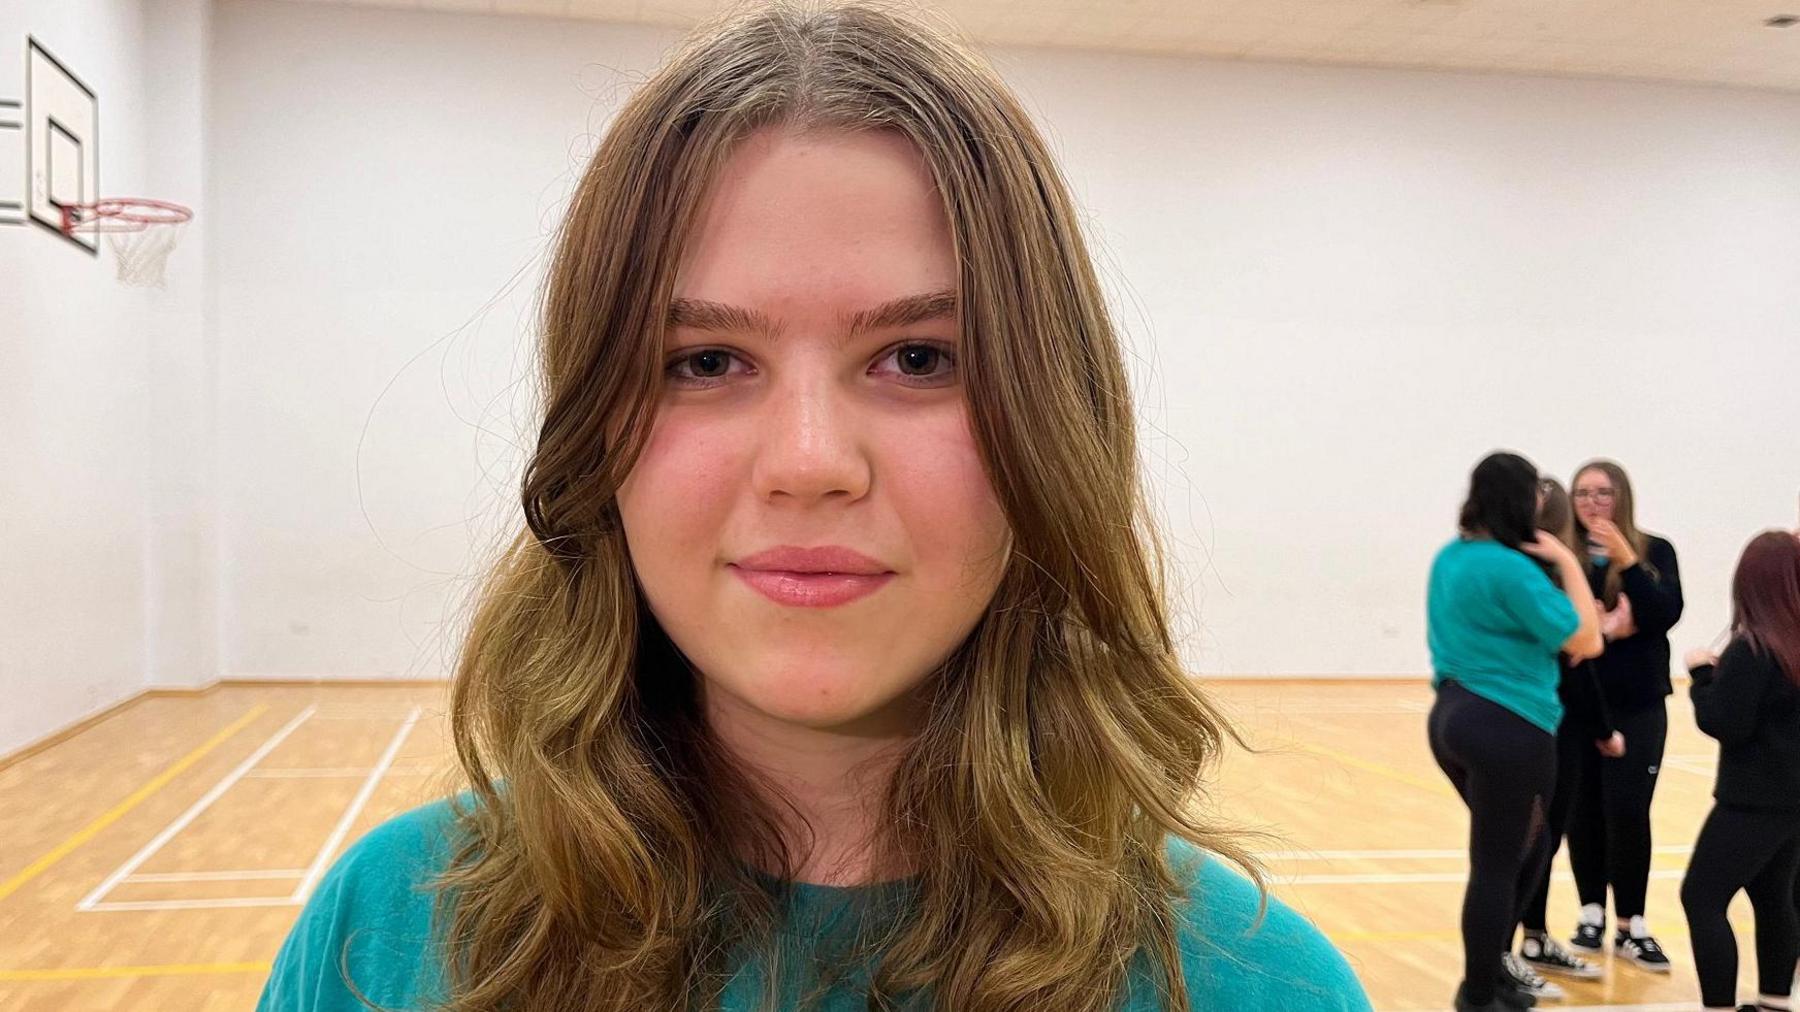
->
xmin=1519 ymin=720 xmax=1590 ymax=933
xmin=1568 ymin=701 xmax=1667 ymax=921
xmin=1429 ymin=681 xmax=1557 ymax=1004
xmin=1679 ymin=803 xmax=1800 ymax=1008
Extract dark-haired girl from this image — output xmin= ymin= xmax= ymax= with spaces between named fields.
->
xmin=1428 ymin=452 xmax=1603 ymax=1011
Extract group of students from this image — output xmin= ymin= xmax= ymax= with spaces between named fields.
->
xmin=1427 ymin=452 xmax=1800 ymax=1012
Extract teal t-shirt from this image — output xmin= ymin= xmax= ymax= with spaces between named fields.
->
xmin=1427 ymin=536 xmax=1581 ymax=734
xmin=257 ymin=799 xmax=1371 ymax=1011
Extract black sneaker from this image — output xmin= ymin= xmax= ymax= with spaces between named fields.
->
xmin=1494 ymin=970 xmax=1539 ymax=1009
xmin=1502 ymin=952 xmax=1564 ymax=1000
xmin=1614 ymin=931 xmax=1672 ymax=972
xmin=1521 ymin=934 xmax=1602 ymax=979
xmin=1568 ymin=920 xmax=1604 ymax=952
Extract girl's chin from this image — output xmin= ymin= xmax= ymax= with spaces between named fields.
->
xmin=725 ymin=671 xmax=923 ymax=734
xmin=748 ymin=692 xmax=906 ymax=733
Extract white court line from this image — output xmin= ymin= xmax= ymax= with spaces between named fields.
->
xmin=76 ymin=706 xmax=318 ymax=911
xmin=86 ymin=896 xmax=299 ymax=912
xmin=123 ymin=869 xmax=305 ymax=883
xmin=243 ymin=767 xmax=379 ymax=779
xmin=291 ymin=706 xmax=421 ymax=903
xmin=244 ymin=765 xmax=439 ymax=779
xmin=1257 ymin=845 xmax=1693 ymax=862
xmin=1382 ymin=993 xmax=1692 ymax=1001
xmin=1282 ymin=869 xmax=1687 ymax=885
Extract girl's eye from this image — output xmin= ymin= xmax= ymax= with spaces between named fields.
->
xmin=663 ymin=342 xmax=958 ymax=388
xmin=665 ymin=349 xmax=747 ymax=386
xmin=874 ymin=343 xmax=958 ymax=385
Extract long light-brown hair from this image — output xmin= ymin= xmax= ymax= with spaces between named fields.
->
xmin=432 ymin=3 xmax=1257 ymax=1010
xmin=1573 ymin=459 xmax=1655 ymax=607
xmin=1537 ymin=477 xmax=1580 ymax=554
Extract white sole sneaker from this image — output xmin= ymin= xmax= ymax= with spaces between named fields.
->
xmin=1613 ymin=936 xmax=1673 ymax=973
xmin=1522 ymin=956 xmax=1602 ymax=981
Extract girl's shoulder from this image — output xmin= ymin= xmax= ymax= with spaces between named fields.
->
xmin=1136 ymin=837 xmax=1373 ymax=1011
xmin=257 ymin=798 xmax=461 ymax=1011
xmin=260 ymin=805 xmax=1376 ymax=1012
xmin=1726 ymin=636 xmax=1795 ymax=684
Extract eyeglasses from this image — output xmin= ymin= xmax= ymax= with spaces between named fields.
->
xmin=1572 ymin=489 xmax=1616 ymax=502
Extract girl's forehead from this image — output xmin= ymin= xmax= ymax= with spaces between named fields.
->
xmin=672 ymin=129 xmax=954 ymax=305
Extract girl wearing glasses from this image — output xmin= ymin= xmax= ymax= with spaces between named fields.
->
xmin=1563 ymin=461 xmax=1685 ymax=971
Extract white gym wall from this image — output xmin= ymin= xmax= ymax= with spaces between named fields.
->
xmin=5 ymin=0 xmax=1798 ymax=754
xmin=210 ymin=0 xmax=1799 ymax=683
xmin=1 ymin=0 xmax=212 ymax=756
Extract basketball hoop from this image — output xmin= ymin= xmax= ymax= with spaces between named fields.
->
xmin=60 ymin=197 xmax=194 ymax=288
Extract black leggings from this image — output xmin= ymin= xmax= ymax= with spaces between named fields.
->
xmin=1519 ymin=721 xmax=1590 ymax=933
xmin=1679 ymin=804 xmax=1800 ymax=1008
xmin=1429 ymin=681 xmax=1558 ymax=1005
xmin=1568 ymin=701 xmax=1667 ymax=921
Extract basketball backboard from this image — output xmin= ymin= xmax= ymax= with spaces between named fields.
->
xmin=26 ymin=37 xmax=99 ymax=255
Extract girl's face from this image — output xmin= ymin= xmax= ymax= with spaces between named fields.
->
xmin=617 ymin=126 xmax=1011 ymax=736
xmin=1573 ymin=468 xmax=1617 ymax=527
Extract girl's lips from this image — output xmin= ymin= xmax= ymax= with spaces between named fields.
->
xmin=729 ymin=566 xmax=895 ymax=607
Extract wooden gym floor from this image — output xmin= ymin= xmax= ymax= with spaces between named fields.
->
xmin=0 ymin=680 xmax=1771 ymax=1011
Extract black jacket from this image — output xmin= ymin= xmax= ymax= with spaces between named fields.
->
xmin=1586 ymin=535 xmax=1683 ymax=714
xmin=1690 ymin=638 xmax=1800 ymax=808
xmin=1526 ymin=556 xmax=1616 ymax=739
xmin=1557 ymin=658 xmax=1616 ymax=740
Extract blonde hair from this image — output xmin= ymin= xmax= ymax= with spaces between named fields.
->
xmin=433 ymin=3 xmax=1256 ymax=1009
xmin=1573 ymin=459 xmax=1655 ymax=607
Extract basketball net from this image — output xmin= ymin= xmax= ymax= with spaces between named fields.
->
xmin=61 ymin=198 xmax=194 ymax=289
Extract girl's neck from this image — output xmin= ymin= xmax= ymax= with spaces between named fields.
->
xmin=702 ymin=682 xmax=922 ymax=886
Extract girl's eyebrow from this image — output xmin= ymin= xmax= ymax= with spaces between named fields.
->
xmin=666 ymin=290 xmax=958 ymax=341
xmin=842 ymin=290 xmax=958 ymax=336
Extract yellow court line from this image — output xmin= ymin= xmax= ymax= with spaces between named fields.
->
xmin=0 ymin=962 xmax=271 ymax=981
xmin=0 ymin=704 xmax=271 ymax=903
xmin=1262 ymin=733 xmax=1459 ymax=799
